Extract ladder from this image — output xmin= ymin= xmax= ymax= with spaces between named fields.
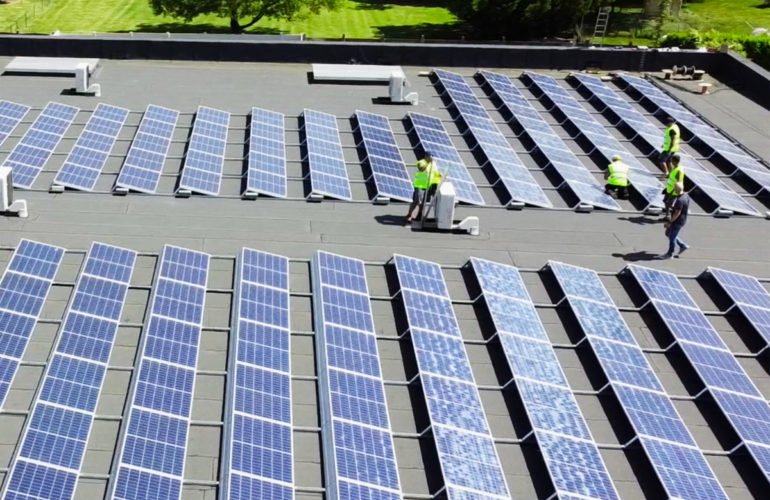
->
xmin=593 ymin=7 xmax=611 ymax=43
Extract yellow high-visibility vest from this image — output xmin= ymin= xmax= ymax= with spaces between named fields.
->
xmin=607 ymin=160 xmax=630 ymax=187
xmin=413 ymin=166 xmax=429 ymax=189
xmin=666 ymin=166 xmax=684 ymax=194
xmin=662 ymin=124 xmax=681 ymax=152
xmin=418 ymin=159 xmax=441 ymax=185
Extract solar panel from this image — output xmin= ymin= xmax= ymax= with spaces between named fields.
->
xmin=302 ymin=109 xmax=352 ymax=200
xmin=479 ymin=71 xmax=620 ymax=211
xmin=626 ymin=264 xmax=770 ymax=480
xmin=570 ymin=74 xmax=760 ymax=216
xmin=406 ymin=112 xmax=485 ymax=205
xmin=2 ymin=243 xmax=136 ymax=500
xmin=220 ymin=249 xmax=293 ymax=500
xmin=0 ymin=240 xmax=65 ymax=409
xmin=115 ymin=105 xmax=180 ymax=194
xmin=469 ymin=258 xmax=618 ymax=499
xmin=177 ymin=106 xmax=230 ymax=196
xmin=431 ymin=70 xmax=552 ymax=208
xmin=354 ymin=110 xmax=413 ymax=202
xmin=548 ymin=261 xmax=727 ymax=499
xmin=522 ymin=72 xmax=664 ymax=209
xmin=705 ymin=268 xmax=770 ymax=347
xmin=53 ymin=103 xmax=130 ymax=191
xmin=618 ymin=75 xmax=770 ymax=194
xmin=245 ymin=107 xmax=287 ymax=198
xmin=393 ymin=254 xmax=510 ymax=499
xmin=2 ymin=102 xmax=79 ymax=189
xmin=109 ymin=245 xmax=211 ymax=500
xmin=312 ymin=251 xmax=403 ymax=499
xmin=0 ymin=100 xmax=31 ymax=147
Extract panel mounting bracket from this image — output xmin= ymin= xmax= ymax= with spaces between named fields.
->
xmin=113 ymin=186 xmax=129 ymax=196
xmin=49 ymin=184 xmax=65 ymax=193
xmin=575 ymin=203 xmax=594 ymax=213
xmin=307 ymin=193 xmax=323 ymax=203
xmin=241 ymin=190 xmax=258 ymax=200
xmin=714 ymin=208 xmax=733 ymax=218
xmin=506 ymin=201 xmax=525 ymax=210
xmin=175 ymin=188 xmax=191 ymax=198
xmin=372 ymin=195 xmax=390 ymax=205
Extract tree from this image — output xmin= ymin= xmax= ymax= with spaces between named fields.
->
xmin=446 ymin=0 xmax=609 ymax=40
xmin=150 ymin=0 xmax=340 ymax=33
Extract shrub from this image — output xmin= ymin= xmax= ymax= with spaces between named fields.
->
xmin=660 ymin=30 xmax=701 ymax=48
xmin=743 ymin=35 xmax=770 ymax=69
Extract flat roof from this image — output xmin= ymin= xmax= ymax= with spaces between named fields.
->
xmin=0 ymin=57 xmax=768 ymax=500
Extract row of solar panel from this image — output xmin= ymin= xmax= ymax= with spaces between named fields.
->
xmin=1 ymin=240 xmax=768 ymax=499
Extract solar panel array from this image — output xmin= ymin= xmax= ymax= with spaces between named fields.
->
xmin=393 ymin=254 xmax=509 ymax=499
xmin=302 ymin=109 xmax=352 ymax=201
xmin=2 ymin=102 xmax=79 ymax=189
xmin=469 ymin=257 xmax=618 ymax=499
xmin=0 ymin=100 xmax=31 ymax=147
xmin=2 ymin=243 xmax=136 ymax=500
xmin=0 ymin=240 xmax=65 ymax=409
xmin=432 ymin=69 xmax=552 ymax=208
xmin=706 ymin=267 xmax=770 ymax=348
xmin=406 ymin=112 xmax=485 ymax=205
xmin=618 ymin=75 xmax=770 ymax=194
xmin=479 ymin=71 xmax=620 ymax=211
xmin=110 ymin=245 xmax=211 ymax=500
xmin=177 ymin=106 xmax=230 ymax=196
xmin=245 ymin=108 xmax=287 ymax=198
xmin=626 ymin=264 xmax=770 ymax=482
xmin=548 ymin=261 xmax=727 ymax=499
xmin=572 ymin=74 xmax=761 ymax=216
xmin=221 ymin=249 xmax=293 ymax=499
xmin=115 ymin=105 xmax=180 ymax=194
xmin=312 ymin=251 xmax=402 ymax=499
xmin=522 ymin=72 xmax=664 ymax=208
xmin=354 ymin=110 xmax=413 ymax=202
xmin=54 ymin=104 xmax=130 ymax=191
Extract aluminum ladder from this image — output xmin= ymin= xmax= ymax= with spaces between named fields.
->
xmin=593 ymin=7 xmax=611 ymax=43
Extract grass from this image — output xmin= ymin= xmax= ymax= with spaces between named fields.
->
xmin=2 ymin=0 xmax=462 ymax=39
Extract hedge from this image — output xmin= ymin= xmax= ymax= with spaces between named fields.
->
xmin=660 ymin=31 xmax=770 ymax=70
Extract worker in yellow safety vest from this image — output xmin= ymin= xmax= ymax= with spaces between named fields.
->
xmin=406 ymin=152 xmax=440 ymax=222
xmin=659 ymin=117 xmax=681 ymax=175
xmin=662 ymin=154 xmax=685 ymax=219
xmin=604 ymin=154 xmax=630 ymax=200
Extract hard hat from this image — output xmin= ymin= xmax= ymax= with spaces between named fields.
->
xmin=612 ymin=154 xmax=622 ymax=161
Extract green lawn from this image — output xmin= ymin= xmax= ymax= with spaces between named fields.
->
xmin=682 ymin=0 xmax=770 ymax=35
xmin=2 ymin=0 xmax=461 ymax=39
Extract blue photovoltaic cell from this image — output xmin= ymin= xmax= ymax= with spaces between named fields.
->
xmin=312 ymin=251 xmax=402 ymax=499
xmin=2 ymin=102 xmax=79 ymax=189
xmin=178 ymin=106 xmax=230 ymax=196
xmin=116 ymin=105 xmax=180 ymax=194
xmin=618 ymin=75 xmax=770 ymax=194
xmin=406 ymin=112 xmax=485 ymax=206
xmin=0 ymin=100 xmax=31 ymax=147
xmin=2 ymin=243 xmax=136 ymax=500
xmin=246 ymin=107 xmax=287 ymax=198
xmin=54 ymin=103 xmax=130 ymax=191
xmin=522 ymin=72 xmax=664 ymax=208
xmin=548 ymin=261 xmax=726 ymax=499
xmin=571 ymin=74 xmax=759 ymax=216
xmin=0 ymin=240 xmax=64 ymax=409
xmin=479 ymin=71 xmax=620 ymax=211
xmin=303 ymin=109 xmax=352 ymax=200
xmin=221 ymin=249 xmax=293 ymax=500
xmin=627 ymin=264 xmax=770 ymax=478
xmin=110 ymin=245 xmax=210 ymax=500
xmin=708 ymin=267 xmax=770 ymax=346
xmin=393 ymin=254 xmax=509 ymax=499
xmin=354 ymin=110 xmax=413 ymax=202
xmin=433 ymin=70 xmax=552 ymax=208
xmin=470 ymin=256 xmax=619 ymax=498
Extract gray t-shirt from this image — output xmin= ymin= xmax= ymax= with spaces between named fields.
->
xmin=671 ymin=193 xmax=689 ymax=226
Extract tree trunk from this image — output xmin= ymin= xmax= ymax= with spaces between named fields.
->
xmin=642 ymin=0 xmax=661 ymax=18
xmin=670 ymin=0 xmax=682 ymax=17
xmin=230 ymin=17 xmax=243 ymax=33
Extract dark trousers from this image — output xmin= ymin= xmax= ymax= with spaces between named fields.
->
xmin=605 ymin=183 xmax=628 ymax=199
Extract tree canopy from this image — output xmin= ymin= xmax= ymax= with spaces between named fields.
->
xmin=446 ymin=0 xmax=609 ymax=40
xmin=150 ymin=0 xmax=340 ymax=33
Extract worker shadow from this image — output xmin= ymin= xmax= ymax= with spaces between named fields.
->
xmin=617 ymin=215 xmax=663 ymax=225
xmin=374 ymin=214 xmax=408 ymax=226
xmin=611 ymin=251 xmax=660 ymax=262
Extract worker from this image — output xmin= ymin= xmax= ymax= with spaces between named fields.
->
xmin=662 ymin=154 xmax=685 ymax=220
xmin=405 ymin=152 xmax=431 ymax=223
xmin=604 ymin=154 xmax=630 ymax=199
xmin=422 ymin=151 xmax=442 ymax=203
xmin=659 ymin=117 xmax=681 ymax=175
xmin=659 ymin=182 xmax=690 ymax=259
